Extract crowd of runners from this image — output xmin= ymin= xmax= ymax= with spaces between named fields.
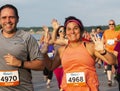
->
xmin=0 ymin=4 xmax=120 ymax=91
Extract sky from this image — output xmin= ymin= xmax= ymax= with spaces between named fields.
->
xmin=0 ymin=0 xmax=120 ymax=27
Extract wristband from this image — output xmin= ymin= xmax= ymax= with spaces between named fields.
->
xmin=19 ymin=61 xmax=24 ymax=68
xmin=100 ymin=49 xmax=107 ymax=55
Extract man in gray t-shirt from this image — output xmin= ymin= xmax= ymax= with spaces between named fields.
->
xmin=0 ymin=4 xmax=45 ymax=91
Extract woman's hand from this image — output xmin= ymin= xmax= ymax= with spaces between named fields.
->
xmin=51 ymin=19 xmax=60 ymax=30
xmin=91 ymin=34 xmax=104 ymax=51
xmin=42 ymin=25 xmax=50 ymax=43
xmin=42 ymin=25 xmax=49 ymax=33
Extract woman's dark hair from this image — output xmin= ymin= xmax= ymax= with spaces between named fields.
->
xmin=56 ymin=25 xmax=64 ymax=37
xmin=0 ymin=4 xmax=19 ymax=18
xmin=64 ymin=16 xmax=84 ymax=39
xmin=0 ymin=24 xmax=2 ymax=29
xmin=96 ymin=26 xmax=102 ymax=30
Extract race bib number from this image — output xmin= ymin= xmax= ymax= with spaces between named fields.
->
xmin=107 ymin=39 xmax=115 ymax=45
xmin=47 ymin=53 xmax=53 ymax=58
xmin=0 ymin=70 xmax=20 ymax=86
xmin=66 ymin=72 xmax=86 ymax=86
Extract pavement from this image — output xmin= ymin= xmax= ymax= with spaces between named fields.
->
xmin=32 ymin=65 xmax=119 ymax=91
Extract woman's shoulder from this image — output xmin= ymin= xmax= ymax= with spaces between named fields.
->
xmin=84 ymin=42 xmax=95 ymax=57
xmin=84 ymin=42 xmax=95 ymax=52
xmin=85 ymin=42 xmax=94 ymax=47
xmin=58 ymin=45 xmax=67 ymax=53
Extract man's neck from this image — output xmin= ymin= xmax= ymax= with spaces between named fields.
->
xmin=2 ymin=29 xmax=17 ymax=38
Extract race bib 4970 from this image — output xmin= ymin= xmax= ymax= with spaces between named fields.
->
xmin=0 ymin=70 xmax=20 ymax=86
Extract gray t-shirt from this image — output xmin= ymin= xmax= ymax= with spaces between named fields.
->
xmin=0 ymin=29 xmax=44 ymax=91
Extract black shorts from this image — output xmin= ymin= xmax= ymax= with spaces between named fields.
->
xmin=116 ymin=73 xmax=120 ymax=83
xmin=107 ymin=64 xmax=118 ymax=70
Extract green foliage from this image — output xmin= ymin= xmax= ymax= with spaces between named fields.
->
xmin=18 ymin=26 xmax=53 ymax=32
xmin=115 ymin=24 xmax=120 ymax=31
xmin=18 ymin=25 xmax=108 ymax=33
xmin=84 ymin=25 xmax=108 ymax=32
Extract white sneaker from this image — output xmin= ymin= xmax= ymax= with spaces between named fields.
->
xmin=43 ymin=76 xmax=47 ymax=81
xmin=46 ymin=84 xmax=50 ymax=88
xmin=46 ymin=79 xmax=51 ymax=88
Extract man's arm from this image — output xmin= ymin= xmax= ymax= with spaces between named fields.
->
xmin=4 ymin=53 xmax=45 ymax=70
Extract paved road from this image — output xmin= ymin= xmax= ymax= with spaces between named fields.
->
xmin=32 ymin=66 xmax=119 ymax=91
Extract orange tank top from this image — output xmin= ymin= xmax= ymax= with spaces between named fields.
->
xmin=60 ymin=43 xmax=99 ymax=91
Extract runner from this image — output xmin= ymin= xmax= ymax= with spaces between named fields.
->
xmin=42 ymin=16 xmax=116 ymax=91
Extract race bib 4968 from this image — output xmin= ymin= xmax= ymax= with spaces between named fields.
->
xmin=66 ymin=72 xmax=86 ymax=87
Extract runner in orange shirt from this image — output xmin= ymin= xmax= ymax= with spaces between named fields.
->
xmin=102 ymin=19 xmax=120 ymax=86
xmin=42 ymin=16 xmax=117 ymax=91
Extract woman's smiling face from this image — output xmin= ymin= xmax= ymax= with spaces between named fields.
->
xmin=66 ymin=22 xmax=80 ymax=42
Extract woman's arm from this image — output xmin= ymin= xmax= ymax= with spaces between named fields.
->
xmin=90 ymin=34 xmax=117 ymax=65
xmin=43 ymin=49 xmax=61 ymax=70
xmin=51 ymin=19 xmax=60 ymax=44
xmin=94 ymin=50 xmax=117 ymax=65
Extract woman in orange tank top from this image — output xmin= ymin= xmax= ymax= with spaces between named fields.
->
xmin=43 ymin=16 xmax=117 ymax=91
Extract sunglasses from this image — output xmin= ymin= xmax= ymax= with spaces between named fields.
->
xmin=109 ymin=23 xmax=115 ymax=25
xmin=59 ymin=30 xmax=64 ymax=33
